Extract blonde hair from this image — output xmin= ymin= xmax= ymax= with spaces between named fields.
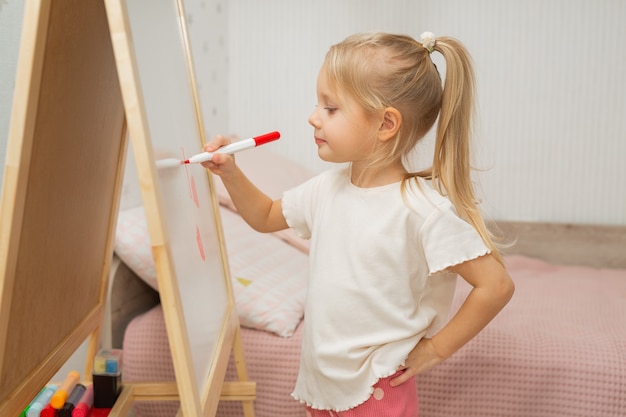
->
xmin=324 ymin=32 xmax=503 ymax=263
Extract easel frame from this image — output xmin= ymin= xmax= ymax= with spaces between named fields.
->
xmin=0 ymin=1 xmax=255 ymax=416
xmin=0 ymin=1 xmax=126 ymax=414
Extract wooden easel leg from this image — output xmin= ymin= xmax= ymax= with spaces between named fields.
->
xmin=230 ymin=326 xmax=255 ymax=417
xmin=241 ymin=400 xmax=255 ymax=417
xmin=84 ymin=326 xmax=102 ymax=380
xmin=108 ymin=385 xmax=136 ymax=417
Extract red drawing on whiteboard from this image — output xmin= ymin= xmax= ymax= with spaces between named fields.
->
xmin=181 ymin=147 xmax=200 ymax=208
xmin=196 ymin=225 xmax=206 ymax=261
xmin=190 ymin=176 xmax=200 ymax=208
xmin=181 ymin=147 xmax=206 ymax=262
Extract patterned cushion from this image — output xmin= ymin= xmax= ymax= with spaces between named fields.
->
xmin=115 ymin=205 xmax=308 ymax=337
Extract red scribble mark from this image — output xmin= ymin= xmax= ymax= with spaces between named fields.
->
xmin=181 ymin=147 xmax=192 ymax=201
xmin=196 ymin=225 xmax=206 ymax=261
xmin=181 ymin=147 xmax=204 ymax=260
xmin=181 ymin=147 xmax=200 ymax=208
xmin=190 ymin=175 xmax=200 ymax=208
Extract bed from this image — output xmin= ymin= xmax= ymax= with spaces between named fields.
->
xmin=109 ymin=148 xmax=626 ymax=417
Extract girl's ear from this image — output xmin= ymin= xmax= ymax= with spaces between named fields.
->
xmin=377 ymin=107 xmax=402 ymax=142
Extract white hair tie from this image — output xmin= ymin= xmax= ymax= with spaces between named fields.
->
xmin=420 ymin=31 xmax=436 ymax=53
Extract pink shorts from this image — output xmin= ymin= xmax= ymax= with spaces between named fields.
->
xmin=305 ymin=371 xmax=418 ymax=417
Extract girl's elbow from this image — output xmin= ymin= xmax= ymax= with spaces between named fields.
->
xmin=251 ymin=224 xmax=278 ymax=234
xmin=248 ymin=217 xmax=289 ymax=234
xmin=498 ymin=273 xmax=516 ymax=303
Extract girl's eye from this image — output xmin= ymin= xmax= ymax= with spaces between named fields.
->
xmin=324 ymin=106 xmax=337 ymax=114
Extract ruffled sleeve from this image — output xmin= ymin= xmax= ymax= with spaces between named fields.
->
xmin=420 ymin=204 xmax=490 ymax=274
xmin=281 ymin=173 xmax=326 ymax=240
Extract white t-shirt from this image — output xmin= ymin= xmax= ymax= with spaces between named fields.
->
xmin=282 ymin=167 xmax=489 ymax=411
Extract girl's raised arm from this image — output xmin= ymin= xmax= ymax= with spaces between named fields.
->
xmin=201 ymin=135 xmax=289 ymax=233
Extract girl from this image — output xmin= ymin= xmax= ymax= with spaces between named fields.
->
xmin=204 ymin=32 xmax=514 ymax=417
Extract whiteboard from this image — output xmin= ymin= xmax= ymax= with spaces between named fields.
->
xmin=125 ymin=0 xmax=229 ymax=388
xmin=105 ymin=0 xmax=234 ymax=414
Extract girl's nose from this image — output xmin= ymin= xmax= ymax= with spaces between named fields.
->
xmin=308 ymin=107 xmax=320 ymax=128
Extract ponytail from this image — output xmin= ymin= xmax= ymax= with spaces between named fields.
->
xmin=415 ymin=37 xmax=504 ymax=264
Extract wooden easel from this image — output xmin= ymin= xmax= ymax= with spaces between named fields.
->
xmin=0 ymin=1 xmax=254 ymax=416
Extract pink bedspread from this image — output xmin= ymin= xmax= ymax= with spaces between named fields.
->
xmin=123 ymin=255 xmax=626 ymax=417
xmin=416 ymin=255 xmax=626 ymax=417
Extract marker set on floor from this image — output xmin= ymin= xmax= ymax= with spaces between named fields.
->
xmin=21 ymin=372 xmax=92 ymax=417
xmin=21 ymin=349 xmax=122 ymax=417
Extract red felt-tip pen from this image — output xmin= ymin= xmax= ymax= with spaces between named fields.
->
xmin=183 ymin=131 xmax=280 ymax=164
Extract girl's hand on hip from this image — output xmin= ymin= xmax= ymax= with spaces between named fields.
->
xmin=390 ymin=338 xmax=444 ymax=387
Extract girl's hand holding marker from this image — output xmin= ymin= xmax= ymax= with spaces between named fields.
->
xmin=188 ymin=131 xmax=279 ymax=164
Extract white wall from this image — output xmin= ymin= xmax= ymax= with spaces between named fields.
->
xmin=2 ymin=1 xmax=625 ymax=226
xmin=227 ymin=0 xmax=626 ymax=225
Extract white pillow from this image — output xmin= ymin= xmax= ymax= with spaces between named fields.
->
xmin=220 ymin=208 xmax=308 ymax=337
xmin=114 ymin=206 xmax=158 ymax=291
xmin=114 ymin=205 xmax=308 ymax=337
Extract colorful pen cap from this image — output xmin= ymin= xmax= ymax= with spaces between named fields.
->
xmin=50 ymin=370 xmax=80 ymax=409
xmin=40 ymin=404 xmax=57 ymax=417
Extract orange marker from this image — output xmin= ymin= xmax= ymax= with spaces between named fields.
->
xmin=50 ymin=370 xmax=80 ymax=409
